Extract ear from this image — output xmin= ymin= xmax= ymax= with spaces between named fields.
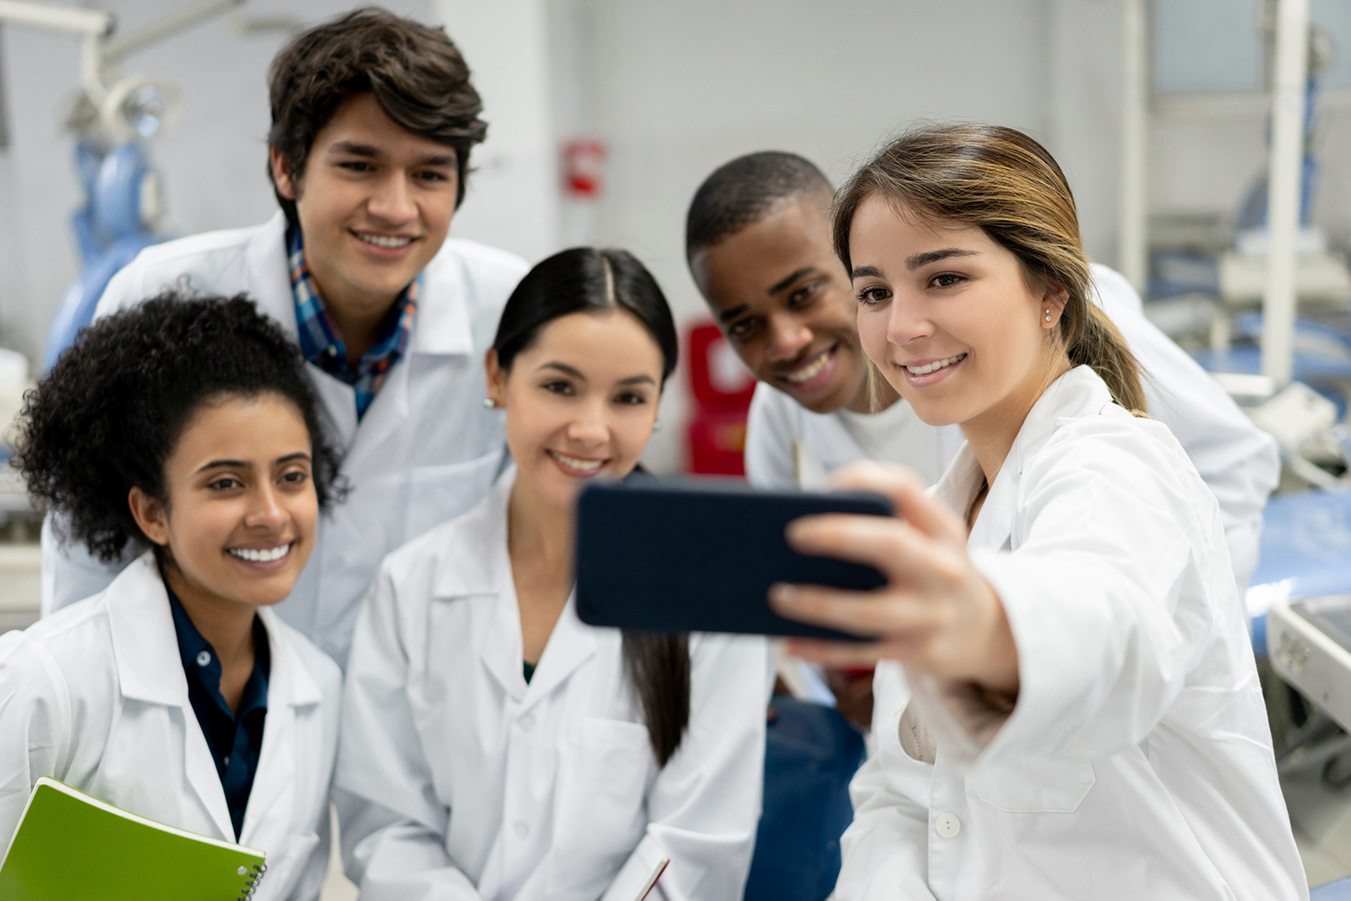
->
xmin=484 ymin=349 xmax=507 ymax=409
xmin=269 ymin=146 xmax=297 ymax=201
xmin=1039 ymin=281 xmax=1070 ymax=330
xmin=127 ymin=487 xmax=171 ymax=547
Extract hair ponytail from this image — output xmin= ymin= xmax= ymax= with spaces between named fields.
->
xmin=622 ymin=633 xmax=690 ymax=766
xmin=1071 ymin=303 xmax=1146 ymax=413
xmin=833 ymin=124 xmax=1147 ymax=414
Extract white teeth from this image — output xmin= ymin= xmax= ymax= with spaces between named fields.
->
xmin=229 ymin=544 xmax=291 ymax=563
xmin=784 ymin=351 xmax=830 ymax=384
xmin=357 ymin=233 xmax=413 ymax=248
xmin=905 ymin=354 xmax=966 ymax=376
xmin=551 ymin=451 xmax=603 ymax=472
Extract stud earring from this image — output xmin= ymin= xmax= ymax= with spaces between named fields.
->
xmin=482 ymin=397 xmax=497 ymax=409
xmin=1044 ymin=311 xmax=1053 ymax=322
xmin=652 ymin=419 xmax=663 ymax=432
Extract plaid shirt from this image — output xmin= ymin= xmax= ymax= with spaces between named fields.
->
xmin=288 ymin=228 xmax=419 ymax=420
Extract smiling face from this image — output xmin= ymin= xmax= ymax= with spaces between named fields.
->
xmin=270 ymin=92 xmax=458 ymax=321
xmin=488 ymin=310 xmax=664 ymax=512
xmin=690 ymin=199 xmax=871 ymax=414
xmin=130 ymin=393 xmax=318 ymax=612
xmin=848 ymin=195 xmax=1067 ymax=437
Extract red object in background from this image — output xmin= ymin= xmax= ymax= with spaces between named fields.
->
xmin=684 ymin=321 xmax=756 ymax=476
xmin=562 ymin=139 xmax=607 ymax=198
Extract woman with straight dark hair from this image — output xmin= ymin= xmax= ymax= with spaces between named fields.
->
xmin=770 ymin=125 xmax=1306 ymax=900
xmin=335 ymin=247 xmax=769 ymax=901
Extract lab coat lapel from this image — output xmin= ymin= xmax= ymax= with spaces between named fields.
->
xmin=521 ymin=598 xmax=596 ymax=711
xmin=432 ymin=474 xmax=525 ymax=700
xmin=239 ymin=609 xmax=323 ymax=847
xmin=106 ymin=554 xmax=235 ymax=842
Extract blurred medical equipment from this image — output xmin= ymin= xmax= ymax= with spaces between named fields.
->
xmin=0 ymin=0 xmax=298 ymax=371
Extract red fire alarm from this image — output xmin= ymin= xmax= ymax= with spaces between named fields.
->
xmin=563 ymin=139 xmax=607 ymax=199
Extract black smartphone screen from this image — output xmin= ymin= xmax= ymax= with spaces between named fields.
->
xmin=575 ymin=478 xmax=892 ymax=641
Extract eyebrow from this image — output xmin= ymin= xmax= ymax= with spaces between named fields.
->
xmin=194 ymin=452 xmax=311 ymax=475
xmin=718 ymin=304 xmax=750 ymax=323
xmin=617 ymin=374 xmax=657 ymax=386
xmin=768 ymin=266 xmax=817 ymax=295
xmin=327 ymin=142 xmax=455 ymax=168
xmin=906 ymin=248 xmax=978 ymax=270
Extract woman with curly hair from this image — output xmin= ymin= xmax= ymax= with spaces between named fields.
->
xmin=1 ymin=294 xmax=346 ymax=901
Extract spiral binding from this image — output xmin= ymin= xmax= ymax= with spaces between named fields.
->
xmin=236 ymin=862 xmax=267 ymax=901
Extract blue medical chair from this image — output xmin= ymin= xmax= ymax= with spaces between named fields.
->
xmin=744 ymin=697 xmax=867 ymax=901
xmin=44 ymin=141 xmax=166 ymax=372
xmin=1248 ymin=489 xmax=1351 ymax=658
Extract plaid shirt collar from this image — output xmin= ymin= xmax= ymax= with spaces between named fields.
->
xmin=288 ymin=227 xmax=419 ymax=420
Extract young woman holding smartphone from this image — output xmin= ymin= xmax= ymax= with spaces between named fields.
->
xmin=771 ymin=125 xmax=1306 ymax=901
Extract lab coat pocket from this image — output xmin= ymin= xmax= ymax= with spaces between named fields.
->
xmin=253 ymin=831 xmax=322 ymax=901
xmin=969 ymin=757 xmax=1096 ymax=813
xmin=404 ymin=451 xmax=502 ymax=541
xmin=551 ymin=717 xmax=653 ymax=891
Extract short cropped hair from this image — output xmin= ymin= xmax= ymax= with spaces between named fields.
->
xmin=267 ymin=7 xmax=487 ymax=227
xmin=15 ymin=294 xmax=344 ymax=563
xmin=685 ymin=151 xmax=834 ymax=256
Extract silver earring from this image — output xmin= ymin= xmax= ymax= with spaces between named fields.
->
xmin=1044 ymin=311 xmax=1053 ymax=322
xmin=482 ymin=397 xmax=497 ymax=409
xmin=652 ymin=419 xmax=663 ymax=432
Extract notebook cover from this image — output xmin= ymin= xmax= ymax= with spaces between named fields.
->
xmin=0 ymin=777 xmax=266 ymax=901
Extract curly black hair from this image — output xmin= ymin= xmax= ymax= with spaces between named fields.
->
xmin=13 ymin=293 xmax=343 ymax=562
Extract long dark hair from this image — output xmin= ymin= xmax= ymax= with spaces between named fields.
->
xmin=492 ymin=247 xmax=690 ymax=766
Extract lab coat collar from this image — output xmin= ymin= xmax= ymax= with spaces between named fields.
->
xmin=107 ymin=552 xmax=324 ymax=842
xmin=105 ymin=553 xmax=234 ymax=839
xmin=430 ymin=468 xmax=597 ymax=708
xmin=412 ymin=240 xmax=476 ymax=357
xmin=243 ymin=212 xmax=299 ymax=338
xmin=239 ymin=607 xmax=322 ymax=844
xmin=934 ymin=365 xmax=1116 ymax=547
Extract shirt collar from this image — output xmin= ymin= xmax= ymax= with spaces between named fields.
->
xmin=286 ymin=226 xmax=420 ymax=380
xmin=166 ymin=586 xmax=270 ymax=716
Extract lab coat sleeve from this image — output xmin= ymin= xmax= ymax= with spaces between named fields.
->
xmin=332 ymin=566 xmax=483 ymax=901
xmin=744 ymin=384 xmax=800 ymax=489
xmin=642 ymin=634 xmax=769 ymax=901
xmin=0 ymin=631 xmax=72 ymax=849
xmin=834 ymin=664 xmax=938 ymax=901
xmin=914 ymin=417 xmax=1240 ymax=766
xmin=1090 ymin=264 xmax=1279 ymax=589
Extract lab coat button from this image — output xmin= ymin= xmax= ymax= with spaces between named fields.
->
xmin=935 ymin=813 xmax=962 ymax=838
xmin=518 ymin=714 xmax=534 ymax=731
xmin=196 ymin=651 xmax=211 ymax=667
xmin=514 ymin=821 xmax=529 ymax=837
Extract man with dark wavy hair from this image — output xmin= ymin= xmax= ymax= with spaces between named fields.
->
xmin=43 ymin=7 xmax=527 ymax=669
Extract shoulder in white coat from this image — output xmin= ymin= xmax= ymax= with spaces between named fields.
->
xmin=1 ymin=554 xmax=342 ymax=901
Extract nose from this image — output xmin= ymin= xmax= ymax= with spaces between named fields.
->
xmin=765 ymin=313 xmax=813 ymax=363
xmin=886 ymin=290 xmax=934 ymax=348
xmin=243 ymin=482 xmax=288 ymax=531
xmin=365 ymin=171 xmax=417 ymax=225
xmin=567 ymin=398 xmax=610 ymax=447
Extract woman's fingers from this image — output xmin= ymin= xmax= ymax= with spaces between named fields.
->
xmin=786 ymin=512 xmax=964 ymax=590
xmin=769 ymin=581 xmax=936 ymax=637
xmin=831 ymin=461 xmax=968 ymax=547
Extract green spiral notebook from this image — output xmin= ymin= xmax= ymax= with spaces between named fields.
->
xmin=0 ymin=777 xmax=268 ymax=900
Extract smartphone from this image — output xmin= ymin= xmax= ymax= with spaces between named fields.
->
xmin=575 ymin=477 xmax=892 ymax=641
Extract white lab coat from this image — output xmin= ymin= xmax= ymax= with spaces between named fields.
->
xmin=41 ymin=211 xmax=528 ymax=667
xmin=0 ymin=553 xmax=342 ymax=901
xmin=744 ymin=263 xmax=1280 ymax=589
xmin=834 ymin=366 xmax=1307 ymax=901
xmin=334 ymin=470 xmax=770 ymax=901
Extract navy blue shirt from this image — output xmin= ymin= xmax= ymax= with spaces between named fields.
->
xmin=167 ymin=590 xmax=270 ymax=840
